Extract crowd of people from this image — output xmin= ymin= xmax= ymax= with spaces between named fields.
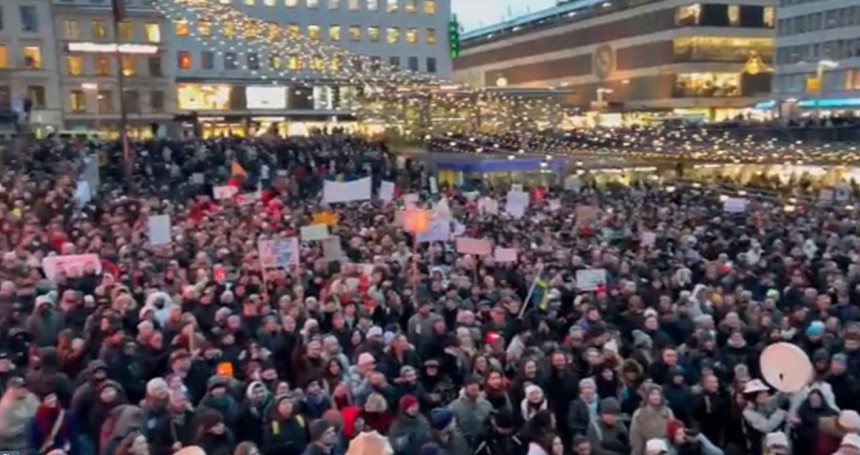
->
xmin=2 ymin=133 xmax=860 ymax=455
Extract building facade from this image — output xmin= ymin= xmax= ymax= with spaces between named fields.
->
xmin=454 ymin=0 xmax=777 ymax=123
xmin=0 ymin=0 xmax=63 ymax=137
xmin=52 ymin=0 xmax=176 ymax=139
xmin=167 ymin=0 xmax=452 ymax=137
xmin=772 ymin=0 xmax=860 ymax=114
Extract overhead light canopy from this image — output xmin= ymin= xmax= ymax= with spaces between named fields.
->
xmin=67 ymin=42 xmax=158 ymax=55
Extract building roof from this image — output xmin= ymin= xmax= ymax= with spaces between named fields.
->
xmin=462 ymin=0 xmax=612 ymax=43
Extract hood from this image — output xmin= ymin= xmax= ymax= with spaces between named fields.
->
xmin=106 ymin=404 xmax=144 ymax=440
xmin=39 ymin=347 xmax=60 ymax=370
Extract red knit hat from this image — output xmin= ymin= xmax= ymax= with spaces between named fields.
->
xmin=399 ymin=394 xmax=419 ymax=413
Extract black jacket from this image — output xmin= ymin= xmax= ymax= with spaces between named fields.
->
xmin=263 ymin=413 xmax=309 ymax=455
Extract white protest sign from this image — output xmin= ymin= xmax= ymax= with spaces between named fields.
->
xmin=641 ymin=231 xmax=657 ymax=248
xmin=191 ymin=173 xmax=205 ymax=184
xmin=564 ymin=177 xmax=582 ymax=192
xmin=322 ymin=237 xmax=344 ymax=262
xmin=479 ymin=197 xmax=498 ymax=215
xmin=456 ymin=237 xmax=493 ymax=256
xmin=148 ymin=214 xmax=172 ymax=245
xmin=464 ymin=191 xmax=480 ymax=201
xmin=213 ymin=185 xmax=238 ymax=200
xmin=576 ymin=268 xmax=607 ymax=291
xmin=505 ymin=190 xmax=529 ymax=219
xmin=403 ymin=193 xmax=419 ymax=208
xmin=236 ymin=191 xmax=262 ymax=205
xmin=429 ymin=177 xmax=438 ymax=194
xmin=300 ymin=224 xmax=330 ymax=242
xmin=836 ymin=183 xmax=852 ymax=202
xmin=323 ymin=177 xmax=372 ymax=204
xmin=42 ymin=254 xmax=102 ymax=281
xmin=75 ymin=181 xmax=92 ymax=207
xmin=494 ymin=248 xmax=518 ymax=263
xmin=548 ymin=199 xmax=561 ymax=212
xmin=433 ymin=197 xmax=452 ymax=221
xmin=453 ymin=222 xmax=466 ymax=237
xmin=258 ymin=237 xmax=300 ymax=268
xmin=379 ymin=181 xmax=395 ymax=202
xmin=723 ymin=198 xmax=748 ymax=213
xmin=416 ymin=219 xmax=451 ymax=243
xmin=512 ymin=184 xmax=523 ymax=192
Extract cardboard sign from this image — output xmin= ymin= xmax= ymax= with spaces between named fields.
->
xmin=213 ymin=185 xmax=238 ymax=200
xmin=379 ymin=181 xmax=395 ymax=202
xmin=416 ymin=219 xmax=451 ymax=243
xmin=300 ymin=224 xmax=330 ymax=242
xmin=456 ymin=237 xmax=493 ymax=256
xmin=505 ymin=190 xmax=529 ymax=219
xmin=323 ymin=177 xmax=372 ymax=203
xmin=760 ymin=342 xmax=813 ymax=393
xmin=322 ymin=237 xmax=344 ymax=262
xmin=75 ymin=181 xmax=92 ymax=207
xmin=258 ymin=237 xmax=300 ymax=268
xmin=148 ymin=214 xmax=172 ymax=245
xmin=723 ymin=198 xmax=748 ymax=213
xmin=42 ymin=254 xmax=102 ymax=281
xmin=576 ymin=268 xmax=607 ymax=291
xmin=494 ymin=248 xmax=518 ymax=263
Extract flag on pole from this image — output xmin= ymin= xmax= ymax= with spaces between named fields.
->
xmin=231 ymin=160 xmax=248 ymax=178
xmin=533 ymin=276 xmax=550 ymax=310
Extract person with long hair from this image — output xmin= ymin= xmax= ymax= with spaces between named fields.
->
xmin=793 ymin=389 xmax=837 ymax=455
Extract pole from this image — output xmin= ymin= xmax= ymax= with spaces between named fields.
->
xmin=112 ymin=0 xmax=131 ymax=183
xmin=517 ymin=263 xmax=545 ymax=319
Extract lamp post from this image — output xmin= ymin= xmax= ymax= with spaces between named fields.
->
xmin=111 ymin=0 xmax=130 ymax=183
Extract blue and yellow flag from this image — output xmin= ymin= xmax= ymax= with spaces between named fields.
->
xmin=533 ymin=276 xmax=550 ymax=310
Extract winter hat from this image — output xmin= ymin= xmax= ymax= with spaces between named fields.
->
xmin=833 ymin=353 xmax=848 ymax=365
xmin=207 ymin=375 xmax=229 ymax=392
xmin=429 ymin=408 xmax=454 ymax=431
xmin=806 ymin=321 xmax=825 ymax=337
xmin=600 ymin=397 xmax=621 ymax=415
xmin=525 ymin=384 xmax=543 ymax=403
xmin=399 ymin=395 xmax=419 ymax=413
xmin=579 ymin=377 xmax=596 ymax=390
xmin=838 ymin=410 xmax=860 ymax=430
xmin=309 ymin=419 xmax=334 ymax=441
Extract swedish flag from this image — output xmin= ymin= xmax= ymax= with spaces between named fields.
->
xmin=533 ymin=277 xmax=550 ymax=310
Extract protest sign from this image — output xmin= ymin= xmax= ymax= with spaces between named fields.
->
xmin=494 ymin=248 xmax=518 ymax=263
xmin=417 ymin=219 xmax=451 ymax=243
xmin=456 ymin=237 xmax=493 ymax=256
xmin=433 ymin=197 xmax=452 ymax=221
xmin=576 ymin=268 xmax=607 ymax=291
xmin=512 ymin=184 xmax=523 ymax=192
xmin=836 ymin=182 xmax=852 ymax=202
xmin=403 ymin=209 xmax=431 ymax=233
xmin=505 ymin=190 xmax=529 ymax=219
xmin=213 ymin=185 xmax=238 ymax=200
xmin=760 ymin=342 xmax=813 ymax=393
xmin=479 ymin=197 xmax=498 ymax=215
xmin=323 ymin=177 xmax=372 ymax=204
xmin=641 ymin=231 xmax=657 ymax=248
xmin=236 ymin=191 xmax=262 ymax=205
xmin=403 ymin=193 xmax=419 ymax=208
xmin=148 ymin=215 xmax=172 ymax=245
xmin=723 ymin=198 xmax=748 ymax=213
xmin=564 ymin=177 xmax=582 ymax=192
xmin=429 ymin=177 xmax=438 ymax=194
xmin=75 ymin=181 xmax=92 ymax=207
xmin=548 ymin=199 xmax=561 ymax=212
xmin=42 ymin=254 xmax=102 ymax=281
xmin=258 ymin=237 xmax=300 ymax=268
xmin=300 ymin=224 xmax=330 ymax=242
xmin=322 ymin=237 xmax=345 ymax=262
xmin=379 ymin=181 xmax=395 ymax=202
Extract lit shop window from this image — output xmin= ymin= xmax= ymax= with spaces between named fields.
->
xmin=121 ymin=55 xmax=137 ymax=77
xmin=24 ymin=46 xmax=42 ymax=69
xmin=145 ymin=23 xmax=161 ymax=43
xmin=69 ymin=90 xmax=86 ymax=113
xmin=67 ymin=56 xmax=83 ymax=75
xmin=329 ymin=25 xmax=341 ymax=41
xmin=387 ymin=27 xmax=399 ymax=43
xmin=92 ymin=21 xmax=108 ymax=39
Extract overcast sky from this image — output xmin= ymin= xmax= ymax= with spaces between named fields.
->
xmin=453 ymin=0 xmax=557 ymax=31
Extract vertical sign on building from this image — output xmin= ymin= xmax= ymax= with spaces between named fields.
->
xmin=449 ymin=14 xmax=460 ymax=59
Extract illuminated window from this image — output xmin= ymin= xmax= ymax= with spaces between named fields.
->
xmin=329 ymin=0 xmax=339 ymax=8
xmin=95 ymin=55 xmax=110 ymax=76
xmin=118 ymin=21 xmax=134 ymax=41
xmin=244 ymin=22 xmax=258 ymax=38
xmin=672 ymin=37 xmax=774 ymax=63
xmin=121 ymin=55 xmax=136 ymax=77
xmin=426 ymin=28 xmax=436 ymax=44
xmin=64 ymin=20 xmax=79 ymax=40
xmin=675 ymin=4 xmax=700 ymax=26
xmin=674 ymin=72 xmax=740 ymax=97
xmin=348 ymin=0 xmax=359 ymax=10
xmin=763 ymin=6 xmax=775 ymax=28
xmin=288 ymin=23 xmax=300 ymax=37
xmin=424 ymin=0 xmax=435 ymax=14
xmin=219 ymin=0 xmax=231 ymax=3
xmin=308 ymin=25 xmax=321 ymax=40
xmin=265 ymin=0 xmax=276 ymax=5
xmin=177 ymin=84 xmax=233 ymax=110
xmin=728 ymin=5 xmax=740 ymax=26
xmin=198 ymin=20 xmax=212 ymax=36
xmin=331 ymin=55 xmax=343 ymax=71
xmin=175 ymin=20 xmax=190 ymax=37
xmin=69 ymin=90 xmax=86 ymax=113
xmin=67 ymin=56 xmax=83 ymax=75
xmin=307 ymin=0 xmax=319 ymax=7
xmin=387 ymin=27 xmax=399 ymax=43
xmin=244 ymin=0 xmax=255 ymax=4
xmin=350 ymin=25 xmax=361 ymax=41
xmin=98 ymin=90 xmax=113 ymax=114
xmin=145 ymin=23 xmax=161 ymax=43
xmin=387 ymin=0 xmax=397 ymax=12
xmin=313 ymin=56 xmax=324 ymax=70
xmin=406 ymin=27 xmax=418 ymax=43
xmin=368 ymin=0 xmax=378 ymax=11
xmin=268 ymin=23 xmax=279 ymax=39
xmin=286 ymin=0 xmax=298 ymax=6
xmin=24 ymin=46 xmax=42 ymax=69
xmin=368 ymin=26 xmax=380 ymax=42
xmin=405 ymin=0 xmax=416 ymax=13
xmin=269 ymin=55 xmax=281 ymax=69
xmin=329 ymin=25 xmax=341 ymax=41
xmin=222 ymin=20 xmax=235 ymax=37
xmin=92 ymin=21 xmax=108 ymax=39
xmin=288 ymin=54 xmax=302 ymax=70
xmin=178 ymin=51 xmax=192 ymax=70
xmin=0 ymin=46 xmax=7 ymax=69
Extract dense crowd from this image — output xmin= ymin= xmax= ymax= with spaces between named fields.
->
xmin=3 ymin=133 xmax=860 ymax=455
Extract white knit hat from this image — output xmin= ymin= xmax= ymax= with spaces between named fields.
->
xmin=645 ymin=438 xmax=668 ymax=453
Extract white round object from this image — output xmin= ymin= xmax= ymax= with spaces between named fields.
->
xmin=760 ymin=342 xmax=813 ymax=393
